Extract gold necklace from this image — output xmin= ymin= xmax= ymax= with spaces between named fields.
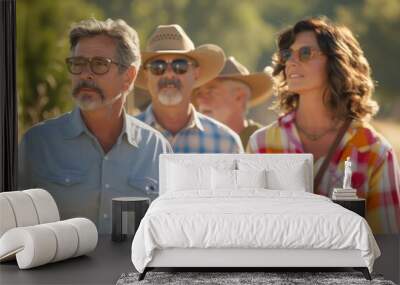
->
xmin=295 ymin=120 xmax=338 ymax=141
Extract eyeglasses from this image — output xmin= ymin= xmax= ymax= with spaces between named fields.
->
xmin=65 ymin=56 xmax=126 ymax=75
xmin=145 ymin=58 xmax=197 ymax=76
xmin=279 ymin=46 xmax=324 ymax=64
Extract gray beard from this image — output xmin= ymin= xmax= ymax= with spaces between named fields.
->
xmin=73 ymin=94 xmax=103 ymax=111
xmin=157 ymin=89 xmax=183 ymax=106
xmin=73 ymin=92 xmax=124 ymax=111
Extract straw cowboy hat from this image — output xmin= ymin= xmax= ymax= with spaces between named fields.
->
xmin=215 ymin=57 xmax=274 ymax=107
xmin=136 ymin=24 xmax=225 ymax=89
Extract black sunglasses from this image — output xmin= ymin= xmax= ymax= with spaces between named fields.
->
xmin=145 ymin=58 xmax=197 ymax=76
xmin=65 ymin=56 xmax=127 ymax=75
xmin=279 ymin=46 xmax=324 ymax=64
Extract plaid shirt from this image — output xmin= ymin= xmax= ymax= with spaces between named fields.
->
xmin=248 ymin=111 xmax=400 ymax=234
xmin=137 ymin=105 xmax=243 ymax=154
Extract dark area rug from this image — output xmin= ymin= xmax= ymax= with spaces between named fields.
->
xmin=116 ymin=271 xmax=396 ymax=285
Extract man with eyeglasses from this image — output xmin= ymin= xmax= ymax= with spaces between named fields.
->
xmin=18 ymin=18 xmax=172 ymax=234
xmin=135 ymin=24 xmax=243 ymax=153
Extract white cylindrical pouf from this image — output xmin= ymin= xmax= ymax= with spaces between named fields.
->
xmin=0 ymin=196 xmax=17 ymax=237
xmin=42 ymin=221 xmax=79 ymax=262
xmin=0 ymin=226 xmax=57 ymax=269
xmin=64 ymin=218 xmax=98 ymax=257
xmin=0 ymin=218 xmax=98 ymax=269
xmin=0 ymin=192 xmax=39 ymax=227
xmin=23 ymin=189 xmax=60 ymax=223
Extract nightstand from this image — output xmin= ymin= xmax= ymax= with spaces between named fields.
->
xmin=111 ymin=197 xmax=150 ymax=242
xmin=332 ymin=198 xmax=365 ymax=217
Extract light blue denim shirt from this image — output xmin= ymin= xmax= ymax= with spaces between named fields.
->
xmin=18 ymin=108 xmax=172 ymax=233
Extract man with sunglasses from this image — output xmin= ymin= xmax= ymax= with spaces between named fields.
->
xmin=18 ymin=18 xmax=172 ymax=234
xmin=135 ymin=24 xmax=243 ymax=154
xmin=193 ymin=57 xmax=274 ymax=149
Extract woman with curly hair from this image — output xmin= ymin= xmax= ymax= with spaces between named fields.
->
xmin=248 ymin=17 xmax=399 ymax=234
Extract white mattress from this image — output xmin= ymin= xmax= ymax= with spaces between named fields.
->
xmin=131 ymin=191 xmax=380 ymax=273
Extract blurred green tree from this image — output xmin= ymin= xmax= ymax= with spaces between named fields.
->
xmin=17 ymin=0 xmax=102 ymax=134
xmin=128 ymin=0 xmax=274 ymax=71
xmin=334 ymin=0 xmax=400 ymax=117
xmin=17 ymin=0 xmax=400 ymax=135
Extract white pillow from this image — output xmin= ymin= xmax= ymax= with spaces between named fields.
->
xmin=267 ymin=165 xmax=307 ymax=191
xmin=212 ymin=168 xmax=237 ymax=190
xmin=167 ymin=162 xmax=212 ymax=191
xmin=236 ymin=169 xmax=267 ymax=189
xmin=237 ymin=159 xmax=308 ymax=191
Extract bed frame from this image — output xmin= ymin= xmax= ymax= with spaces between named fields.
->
xmin=138 ymin=154 xmax=372 ymax=281
xmin=139 ymin=248 xmax=371 ymax=280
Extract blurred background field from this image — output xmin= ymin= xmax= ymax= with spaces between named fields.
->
xmin=17 ymin=0 xmax=400 ymax=159
xmin=372 ymin=120 xmax=400 ymax=160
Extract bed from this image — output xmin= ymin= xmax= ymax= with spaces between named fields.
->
xmin=131 ymin=154 xmax=380 ymax=280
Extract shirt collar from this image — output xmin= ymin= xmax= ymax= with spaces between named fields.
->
xmin=187 ymin=105 xmax=205 ymax=131
xmin=63 ymin=108 xmax=87 ymax=139
xmin=123 ymin=111 xmax=139 ymax=148
xmin=278 ymin=110 xmax=296 ymax=128
xmin=63 ymin=107 xmax=138 ymax=148
xmin=143 ymin=104 xmax=205 ymax=133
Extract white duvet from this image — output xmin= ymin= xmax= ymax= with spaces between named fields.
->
xmin=131 ymin=190 xmax=380 ymax=273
